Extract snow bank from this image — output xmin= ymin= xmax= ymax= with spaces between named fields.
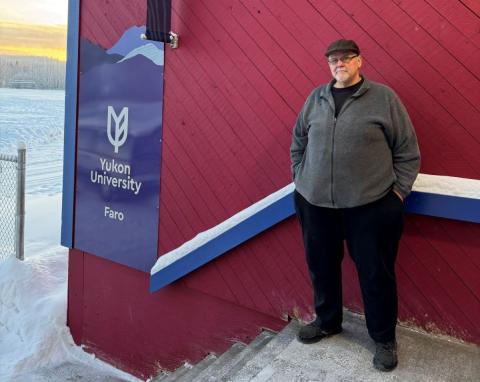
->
xmin=0 ymin=191 xmax=141 ymax=381
xmin=0 ymin=247 xmax=70 ymax=378
xmin=413 ymin=174 xmax=480 ymax=199
xmin=0 ymin=246 xmax=141 ymax=381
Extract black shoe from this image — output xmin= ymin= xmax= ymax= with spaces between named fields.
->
xmin=373 ymin=341 xmax=398 ymax=371
xmin=297 ymin=321 xmax=342 ymax=344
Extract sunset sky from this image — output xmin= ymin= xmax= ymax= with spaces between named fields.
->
xmin=0 ymin=0 xmax=68 ymax=61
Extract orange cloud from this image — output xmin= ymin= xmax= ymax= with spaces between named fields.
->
xmin=0 ymin=21 xmax=67 ymax=61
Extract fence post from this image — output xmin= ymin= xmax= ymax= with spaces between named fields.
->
xmin=15 ymin=142 xmax=26 ymax=261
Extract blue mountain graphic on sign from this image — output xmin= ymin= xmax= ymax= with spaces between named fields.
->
xmin=118 ymin=43 xmax=164 ymax=66
xmin=107 ymin=25 xmax=164 ymax=57
xmin=80 ymin=38 xmax=123 ymax=74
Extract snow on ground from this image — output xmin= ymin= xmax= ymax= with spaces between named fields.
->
xmin=0 ymin=194 xmax=141 ymax=382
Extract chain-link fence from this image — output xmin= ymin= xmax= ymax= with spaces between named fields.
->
xmin=0 ymin=146 xmax=26 ymax=261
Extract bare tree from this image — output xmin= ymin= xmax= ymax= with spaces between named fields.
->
xmin=0 ymin=56 xmax=66 ymax=89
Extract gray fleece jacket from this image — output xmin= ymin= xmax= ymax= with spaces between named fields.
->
xmin=291 ymin=77 xmax=420 ymax=208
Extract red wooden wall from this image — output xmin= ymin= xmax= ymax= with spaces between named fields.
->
xmin=69 ymin=0 xmax=480 ymax=378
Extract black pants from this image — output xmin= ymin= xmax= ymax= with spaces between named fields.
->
xmin=294 ymin=189 xmax=404 ymax=343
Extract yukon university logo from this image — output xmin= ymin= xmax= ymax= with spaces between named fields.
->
xmin=90 ymin=105 xmax=142 ymax=197
xmin=107 ymin=106 xmax=129 ymax=153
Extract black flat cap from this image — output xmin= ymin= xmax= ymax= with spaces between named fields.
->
xmin=325 ymin=39 xmax=360 ymax=57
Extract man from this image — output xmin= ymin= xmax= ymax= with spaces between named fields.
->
xmin=290 ymin=39 xmax=420 ymax=371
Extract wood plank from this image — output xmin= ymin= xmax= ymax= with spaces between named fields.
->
xmin=87 ymin=0 xmax=126 ymax=46
xmin=363 ymin=0 xmax=480 ymax=114
xmin=165 ymin=67 xmax=255 ymax=216
xmin=414 ymin=124 xmax=478 ymax=178
xmin=393 ymin=0 xmax=480 ymax=81
xmin=232 ymin=1 xmax=316 ymax=96
xmin=262 ymin=0 xmax=335 ymax=81
xmin=161 ymin=139 xmax=222 ymax=229
xmin=157 ymin=183 xmax=189 ymax=251
xmin=157 ymin=217 xmax=177 ymax=254
xmin=81 ymin=0 xmax=145 ymax=48
xmin=166 ymin=40 xmax=280 ymax=201
xmin=199 ymin=0 xmax=307 ymax=113
xmin=184 ymin=218 xmax=312 ymax=319
xmin=265 ymin=219 xmax=314 ymax=293
xmin=164 ymin=107 xmax=239 ymax=213
xmin=223 ymin=245 xmax=284 ymax=316
xmin=397 ymin=253 xmax=452 ymax=333
xmin=401 ymin=249 xmax=477 ymax=338
xmin=183 ymin=223 xmax=303 ymax=318
xmin=231 ymin=244 xmax=292 ymax=317
xmin=335 ymin=0 xmax=480 ymax=141
xmin=460 ymin=0 xmax=480 ymax=19
xmin=241 ymin=219 xmax=314 ymax=312
xmin=184 ymin=255 xmax=259 ymax=312
xmin=160 ymin=159 xmax=208 ymax=236
xmin=189 ymin=1 xmax=299 ymax=125
xmin=396 ymin=264 xmax=437 ymax=325
xmin=163 ymin=82 xmax=248 ymax=222
xmin=158 ymin=166 xmax=196 ymax=243
xmin=173 ymin=2 xmax=294 ymax=156
xmin=170 ymin=6 xmax=292 ymax=187
xmin=403 ymin=223 xmax=480 ymax=338
xmin=67 ymin=249 xmax=85 ymax=345
xmin=80 ymin=5 xmax=113 ymax=48
xmin=241 ymin=231 xmax=308 ymax=311
xmin=441 ymin=221 xmax=480 ymax=270
xmin=183 ymin=261 xmax=241 ymax=306
xmin=412 ymin=216 xmax=480 ymax=304
xmin=424 ymin=0 xmax=480 ymax=47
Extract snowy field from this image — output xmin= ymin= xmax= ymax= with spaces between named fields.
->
xmin=0 ymin=88 xmax=141 ymax=381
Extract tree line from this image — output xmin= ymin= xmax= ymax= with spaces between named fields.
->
xmin=0 ymin=55 xmax=66 ymax=89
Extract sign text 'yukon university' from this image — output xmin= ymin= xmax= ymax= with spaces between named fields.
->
xmin=90 ymin=157 xmax=142 ymax=195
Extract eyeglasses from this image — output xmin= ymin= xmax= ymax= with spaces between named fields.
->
xmin=327 ymin=55 xmax=358 ymax=65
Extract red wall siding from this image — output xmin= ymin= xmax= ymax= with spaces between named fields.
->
xmin=67 ymin=250 xmax=284 ymax=379
xmin=69 ymin=0 xmax=480 ymax=378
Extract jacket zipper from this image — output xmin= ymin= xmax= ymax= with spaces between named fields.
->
xmin=331 ymin=116 xmax=337 ymax=206
xmin=324 ymin=83 xmax=366 ymax=207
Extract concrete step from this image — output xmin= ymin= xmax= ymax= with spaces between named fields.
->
xmin=201 ymin=330 xmax=277 ymax=382
xmin=227 ymin=321 xmax=300 ymax=382
xmin=151 ymin=370 xmax=169 ymax=381
xmin=192 ymin=342 xmax=247 ymax=382
xmin=152 ymin=329 xmax=277 ymax=382
xmin=156 ymin=362 xmax=192 ymax=382
xmin=175 ymin=353 xmax=218 ymax=382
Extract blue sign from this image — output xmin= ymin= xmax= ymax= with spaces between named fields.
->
xmin=74 ymin=26 xmax=163 ymax=272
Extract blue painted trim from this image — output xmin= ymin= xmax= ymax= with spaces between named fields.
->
xmin=150 ymin=192 xmax=295 ymax=292
xmin=405 ymin=192 xmax=480 ymax=224
xmin=61 ymin=0 xmax=80 ymax=248
xmin=150 ymin=190 xmax=480 ymax=292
